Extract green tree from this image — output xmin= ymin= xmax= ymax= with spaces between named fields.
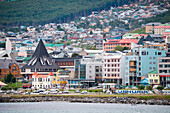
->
xmin=4 ymin=73 xmax=14 ymax=83
xmin=146 ymin=85 xmax=152 ymax=91
xmin=71 ymin=53 xmax=80 ymax=57
xmin=11 ymin=76 xmax=16 ymax=83
xmin=157 ymin=86 xmax=164 ymax=95
xmin=137 ymin=85 xmax=145 ymax=94
xmin=123 ymin=47 xmax=129 ymax=50
xmin=90 ymin=31 xmax=93 ymax=35
xmin=91 ymin=46 xmax=97 ymax=50
xmin=115 ymin=45 xmax=124 ymax=52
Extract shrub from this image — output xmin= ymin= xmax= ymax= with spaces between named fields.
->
xmin=146 ymin=85 xmax=152 ymax=91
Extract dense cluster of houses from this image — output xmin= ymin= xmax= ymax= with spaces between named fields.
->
xmin=0 ymin=1 xmax=170 ymax=90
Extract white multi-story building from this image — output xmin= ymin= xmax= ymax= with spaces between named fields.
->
xmin=103 ymin=51 xmax=125 ymax=85
xmin=32 ymin=72 xmax=54 ymax=89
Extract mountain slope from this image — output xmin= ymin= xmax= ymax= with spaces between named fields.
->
xmin=0 ymin=0 xmax=135 ymax=26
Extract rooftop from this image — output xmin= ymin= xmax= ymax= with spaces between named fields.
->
xmin=149 ymin=70 xmax=158 ymax=74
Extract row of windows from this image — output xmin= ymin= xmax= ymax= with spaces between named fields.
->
xmin=33 ymin=78 xmax=50 ymax=82
xmin=57 ymin=62 xmax=74 ymax=65
xmin=149 ymin=67 xmax=156 ymax=70
xmin=1 ymin=74 xmax=21 ymax=77
xmin=104 ymin=59 xmax=120 ymax=62
xmin=149 ymin=62 xmax=156 ymax=64
xmin=104 ymin=69 xmax=120 ymax=72
xmin=159 ymin=64 xmax=170 ymax=68
xmin=159 ymin=59 xmax=169 ymax=62
xmin=3 ymin=70 xmax=18 ymax=73
xmin=104 ymin=64 xmax=120 ymax=67
xmin=150 ymin=79 xmax=158 ymax=84
xmin=159 ymin=70 xmax=170 ymax=73
xmin=32 ymin=85 xmax=51 ymax=88
xmin=106 ymin=43 xmax=129 ymax=46
xmin=141 ymin=51 xmax=162 ymax=56
xmin=104 ymin=74 xmax=120 ymax=77
xmin=149 ymin=75 xmax=158 ymax=77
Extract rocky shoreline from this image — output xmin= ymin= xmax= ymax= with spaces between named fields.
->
xmin=0 ymin=96 xmax=170 ymax=105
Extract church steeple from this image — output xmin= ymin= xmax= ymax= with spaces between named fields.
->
xmin=22 ymin=39 xmax=59 ymax=71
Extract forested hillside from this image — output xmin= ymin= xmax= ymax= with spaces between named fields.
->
xmin=131 ymin=10 xmax=170 ymax=29
xmin=0 ymin=0 xmax=135 ymax=26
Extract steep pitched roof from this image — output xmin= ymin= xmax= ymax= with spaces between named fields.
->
xmin=22 ymin=39 xmax=59 ymax=70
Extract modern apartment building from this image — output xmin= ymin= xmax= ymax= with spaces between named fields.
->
xmin=124 ymin=48 xmax=167 ymax=86
xmin=103 ymin=52 xmax=125 ymax=85
xmin=158 ymin=43 xmax=170 ymax=87
xmin=74 ymin=56 xmax=103 ymax=87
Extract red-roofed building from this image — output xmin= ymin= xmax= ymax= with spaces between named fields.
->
xmin=104 ymin=39 xmax=138 ymax=51
xmin=154 ymin=26 xmax=170 ymax=35
xmin=32 ymin=72 xmax=55 ymax=89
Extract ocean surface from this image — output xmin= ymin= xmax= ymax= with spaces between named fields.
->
xmin=0 ymin=102 xmax=169 ymax=113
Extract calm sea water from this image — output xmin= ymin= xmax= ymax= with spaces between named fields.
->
xmin=0 ymin=102 xmax=169 ymax=113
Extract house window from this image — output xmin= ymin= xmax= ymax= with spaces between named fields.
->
xmin=108 ymin=60 xmax=110 ymax=62
xmin=158 ymin=52 xmax=162 ymax=55
xmin=150 ymin=79 xmax=153 ymax=83
xmin=13 ymin=67 xmax=16 ymax=70
xmin=154 ymin=79 xmax=158 ymax=83
xmin=142 ymin=51 xmax=146 ymax=55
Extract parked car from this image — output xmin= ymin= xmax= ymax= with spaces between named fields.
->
xmin=19 ymin=91 xmax=24 ymax=94
xmin=0 ymin=90 xmax=6 ymax=94
xmin=74 ymin=90 xmax=80 ymax=93
xmin=50 ymin=91 xmax=58 ymax=94
xmin=106 ymin=90 xmax=111 ymax=94
xmin=81 ymin=90 xmax=87 ymax=94
xmin=25 ymin=92 xmax=31 ymax=95
xmin=43 ymin=91 xmax=50 ymax=95
xmin=63 ymin=90 xmax=69 ymax=94
xmin=33 ymin=90 xmax=39 ymax=93
xmin=59 ymin=91 xmax=63 ymax=94
xmin=13 ymin=91 xmax=20 ymax=94
xmin=6 ymin=91 xmax=13 ymax=94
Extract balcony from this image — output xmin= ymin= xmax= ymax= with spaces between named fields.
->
xmin=129 ymin=69 xmax=136 ymax=71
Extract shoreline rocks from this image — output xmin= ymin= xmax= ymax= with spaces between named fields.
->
xmin=0 ymin=96 xmax=170 ymax=105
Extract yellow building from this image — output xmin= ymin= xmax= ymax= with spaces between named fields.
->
xmin=52 ymin=69 xmax=70 ymax=88
xmin=148 ymin=70 xmax=160 ymax=86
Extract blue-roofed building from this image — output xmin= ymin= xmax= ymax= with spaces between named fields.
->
xmin=140 ymin=78 xmax=150 ymax=86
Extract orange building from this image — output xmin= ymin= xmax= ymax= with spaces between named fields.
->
xmin=104 ymin=39 xmax=138 ymax=51
xmin=0 ymin=59 xmax=21 ymax=79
